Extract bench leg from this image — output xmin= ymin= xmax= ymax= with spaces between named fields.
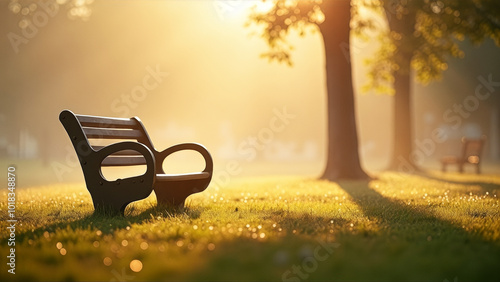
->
xmin=154 ymin=179 xmax=210 ymax=208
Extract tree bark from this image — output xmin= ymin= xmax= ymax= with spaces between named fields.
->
xmin=319 ymin=0 xmax=369 ymax=181
xmin=384 ymin=4 xmax=418 ymax=171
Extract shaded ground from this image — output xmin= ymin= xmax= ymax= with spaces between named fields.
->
xmin=1 ymin=172 xmax=499 ymax=281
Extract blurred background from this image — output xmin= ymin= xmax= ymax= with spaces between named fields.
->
xmin=1 ymin=0 xmax=499 ymax=187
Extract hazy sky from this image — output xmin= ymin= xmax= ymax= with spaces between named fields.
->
xmin=1 ymin=0 xmax=499 ymax=185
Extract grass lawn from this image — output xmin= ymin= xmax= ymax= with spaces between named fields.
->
xmin=1 ymin=171 xmax=499 ymax=281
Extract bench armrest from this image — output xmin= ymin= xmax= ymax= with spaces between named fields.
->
xmin=156 ymin=143 xmax=213 ymax=174
xmin=94 ymin=141 xmax=156 ymax=181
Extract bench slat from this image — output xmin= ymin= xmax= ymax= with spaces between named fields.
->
xmin=92 ymin=146 xmax=143 ymax=155
xmin=101 ymin=156 xmax=147 ymax=166
xmin=84 ymin=128 xmax=143 ymax=139
xmin=77 ymin=114 xmax=138 ymax=129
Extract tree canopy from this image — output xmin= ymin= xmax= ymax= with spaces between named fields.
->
xmin=366 ymin=0 xmax=500 ymax=93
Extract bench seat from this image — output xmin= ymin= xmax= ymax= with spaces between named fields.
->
xmin=156 ymin=172 xmax=211 ymax=182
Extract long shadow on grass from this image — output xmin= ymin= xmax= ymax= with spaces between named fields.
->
xmin=334 ymin=179 xmax=500 ymax=280
xmin=186 ymin=178 xmax=500 ymax=281
xmin=13 ymin=205 xmax=203 ymax=243
xmin=413 ymin=170 xmax=500 ymax=195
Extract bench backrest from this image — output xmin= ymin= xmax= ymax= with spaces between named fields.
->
xmin=59 ymin=110 xmax=155 ymax=167
xmin=461 ymin=137 xmax=485 ymax=164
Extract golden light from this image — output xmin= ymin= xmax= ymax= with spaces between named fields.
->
xmin=130 ymin=259 xmax=143 ymax=272
xmin=215 ymin=0 xmax=274 ymax=19
xmin=103 ymin=257 xmax=112 ymax=266
xmin=468 ymin=156 xmax=479 ymax=164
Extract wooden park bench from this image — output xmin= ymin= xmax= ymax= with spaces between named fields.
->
xmin=59 ymin=110 xmax=213 ymax=215
xmin=440 ymin=136 xmax=486 ymax=174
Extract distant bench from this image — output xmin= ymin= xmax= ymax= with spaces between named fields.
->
xmin=440 ymin=136 xmax=486 ymax=174
xmin=59 ymin=110 xmax=213 ymax=215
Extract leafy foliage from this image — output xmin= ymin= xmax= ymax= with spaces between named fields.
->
xmin=247 ymin=0 xmax=500 ymax=91
xmin=366 ymin=0 xmax=500 ymax=92
xmin=247 ymin=0 xmax=325 ymax=66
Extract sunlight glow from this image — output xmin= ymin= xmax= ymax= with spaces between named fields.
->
xmin=130 ymin=259 xmax=143 ymax=272
xmin=214 ymin=0 xmax=274 ymax=19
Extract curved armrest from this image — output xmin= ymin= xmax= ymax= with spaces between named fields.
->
xmin=157 ymin=143 xmax=213 ymax=174
xmin=94 ymin=141 xmax=156 ymax=180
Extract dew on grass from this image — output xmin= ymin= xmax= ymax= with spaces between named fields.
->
xmin=56 ymin=242 xmax=63 ymax=249
xmin=207 ymin=243 xmax=216 ymax=251
xmin=103 ymin=257 xmax=112 ymax=266
xmin=130 ymin=259 xmax=143 ymax=272
xmin=110 ymin=244 xmax=119 ymax=253
xmin=60 ymin=248 xmax=67 ymax=255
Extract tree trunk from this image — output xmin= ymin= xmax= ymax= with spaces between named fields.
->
xmin=388 ymin=54 xmax=416 ymax=170
xmin=319 ymin=0 xmax=369 ymax=181
xmin=384 ymin=4 xmax=418 ymax=171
